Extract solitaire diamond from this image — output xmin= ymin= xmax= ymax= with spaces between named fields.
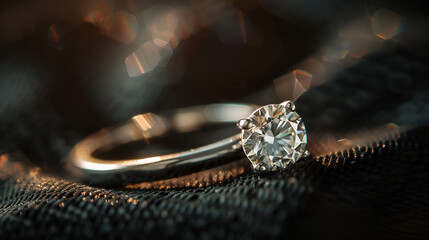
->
xmin=239 ymin=101 xmax=307 ymax=171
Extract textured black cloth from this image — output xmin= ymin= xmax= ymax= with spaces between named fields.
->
xmin=2 ymin=43 xmax=429 ymax=240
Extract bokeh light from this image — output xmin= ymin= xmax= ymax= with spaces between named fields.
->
xmin=214 ymin=10 xmax=252 ymax=46
xmin=124 ymin=4 xmax=200 ymax=77
xmin=337 ymin=18 xmax=379 ymax=59
xmin=48 ymin=24 xmax=66 ymax=50
xmin=294 ymin=58 xmax=326 ymax=86
xmin=321 ymin=42 xmax=351 ymax=62
xmin=82 ymin=0 xmax=115 ymax=23
xmin=98 ymin=11 xmax=138 ymax=44
xmin=144 ymin=5 xmax=182 ymax=50
xmin=153 ymin=39 xmax=174 ymax=67
xmin=372 ymin=8 xmax=405 ymax=40
xmin=274 ymin=69 xmax=312 ymax=101
xmin=125 ymin=42 xmax=161 ymax=77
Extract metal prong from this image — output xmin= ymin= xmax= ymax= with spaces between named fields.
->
xmin=303 ymin=150 xmax=311 ymax=158
xmin=237 ymin=119 xmax=254 ymax=130
xmin=281 ymin=101 xmax=295 ymax=111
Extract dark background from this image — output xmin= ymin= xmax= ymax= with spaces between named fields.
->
xmin=1 ymin=0 xmax=429 ymax=239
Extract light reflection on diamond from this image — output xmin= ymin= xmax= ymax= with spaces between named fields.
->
xmin=241 ymin=103 xmax=307 ymax=171
xmin=125 ymin=42 xmax=161 ymax=77
xmin=372 ymin=8 xmax=405 ymax=40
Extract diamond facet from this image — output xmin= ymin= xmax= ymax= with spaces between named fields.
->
xmin=240 ymin=102 xmax=307 ymax=171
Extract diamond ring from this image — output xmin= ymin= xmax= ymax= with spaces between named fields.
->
xmin=237 ymin=100 xmax=309 ymax=171
xmin=69 ymin=101 xmax=309 ymax=185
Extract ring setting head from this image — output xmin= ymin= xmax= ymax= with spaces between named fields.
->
xmin=238 ymin=101 xmax=308 ymax=171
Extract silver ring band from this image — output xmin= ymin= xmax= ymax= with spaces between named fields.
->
xmin=69 ymin=103 xmax=257 ymax=185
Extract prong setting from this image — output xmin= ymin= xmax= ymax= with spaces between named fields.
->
xmin=281 ymin=101 xmax=295 ymax=111
xmin=240 ymin=101 xmax=307 ymax=171
xmin=237 ymin=119 xmax=254 ymax=130
xmin=303 ymin=150 xmax=311 ymax=158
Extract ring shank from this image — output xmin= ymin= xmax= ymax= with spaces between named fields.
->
xmin=69 ymin=104 xmax=256 ymax=185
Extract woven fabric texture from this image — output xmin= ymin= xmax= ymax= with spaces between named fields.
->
xmin=1 ymin=45 xmax=429 ymax=239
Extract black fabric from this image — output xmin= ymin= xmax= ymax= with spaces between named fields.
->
xmin=2 ymin=44 xmax=429 ymax=239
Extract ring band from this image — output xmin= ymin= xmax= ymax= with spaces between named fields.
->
xmin=69 ymin=100 xmax=310 ymax=185
xmin=69 ymin=104 xmax=257 ymax=185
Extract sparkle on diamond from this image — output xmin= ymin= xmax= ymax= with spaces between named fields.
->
xmin=241 ymin=103 xmax=307 ymax=171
